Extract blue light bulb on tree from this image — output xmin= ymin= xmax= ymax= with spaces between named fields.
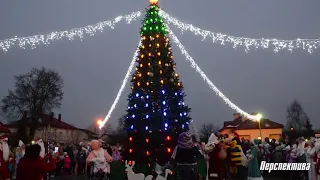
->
xmin=122 ymin=0 xmax=192 ymax=174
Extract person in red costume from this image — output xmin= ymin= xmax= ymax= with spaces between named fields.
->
xmin=16 ymin=144 xmax=57 ymax=180
xmin=314 ymin=132 xmax=320 ymax=180
xmin=0 ymin=134 xmax=10 ymax=180
xmin=205 ymin=133 xmax=227 ymax=180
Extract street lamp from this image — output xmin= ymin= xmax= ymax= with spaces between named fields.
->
xmin=97 ymin=119 xmax=102 ymax=126
xmin=256 ymin=113 xmax=263 ymax=140
xmin=96 ymin=119 xmax=103 ymax=138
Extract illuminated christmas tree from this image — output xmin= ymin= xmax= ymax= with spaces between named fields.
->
xmin=124 ymin=0 xmax=191 ymax=174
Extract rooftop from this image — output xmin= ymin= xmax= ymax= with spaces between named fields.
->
xmin=6 ymin=113 xmax=77 ymax=130
xmin=0 ymin=121 xmax=10 ymax=133
xmin=219 ymin=115 xmax=283 ymax=132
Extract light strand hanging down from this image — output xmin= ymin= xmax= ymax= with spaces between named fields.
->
xmin=99 ymin=39 xmax=142 ymax=129
xmin=0 ymin=11 xmax=141 ymax=52
xmin=166 ymin=25 xmax=260 ymax=121
xmin=160 ymin=10 xmax=319 ymax=53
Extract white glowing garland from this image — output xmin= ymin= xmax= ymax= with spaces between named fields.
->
xmin=166 ymin=25 xmax=259 ymax=121
xmin=0 ymin=11 xmax=141 ymax=52
xmin=160 ymin=10 xmax=320 ymax=53
xmin=99 ymin=40 xmax=142 ymax=128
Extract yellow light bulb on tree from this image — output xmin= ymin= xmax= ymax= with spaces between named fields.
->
xmin=138 ymin=73 xmax=142 ymax=77
xmin=158 ymin=61 xmax=161 ymax=65
xmin=146 ymin=82 xmax=149 ymax=86
xmin=140 ymin=64 xmax=143 ymax=67
xmin=149 ymin=0 xmax=158 ymax=5
xmin=157 ymin=52 xmax=161 ymax=56
xmin=148 ymin=53 xmax=151 ymax=56
xmin=160 ymin=70 xmax=162 ymax=74
xmin=137 ymin=82 xmax=140 ymax=86
xmin=148 ymin=63 xmax=151 ymax=66
xmin=160 ymin=80 xmax=164 ymax=84
xmin=141 ymin=54 xmax=144 ymax=58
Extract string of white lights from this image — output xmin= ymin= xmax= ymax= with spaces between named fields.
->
xmin=0 ymin=11 xmax=141 ymax=52
xmin=160 ymin=10 xmax=319 ymax=53
xmin=99 ymin=39 xmax=142 ymax=129
xmin=166 ymin=25 xmax=260 ymax=121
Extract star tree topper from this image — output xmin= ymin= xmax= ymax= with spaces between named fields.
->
xmin=150 ymin=0 xmax=158 ymax=5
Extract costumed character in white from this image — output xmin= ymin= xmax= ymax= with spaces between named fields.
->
xmin=0 ymin=134 xmax=10 ymax=180
xmin=313 ymin=133 xmax=320 ymax=180
xmin=86 ymin=140 xmax=113 ymax=176
xmin=298 ymin=137 xmax=306 ymax=158
xmin=35 ymin=138 xmax=46 ymax=158
xmin=14 ymin=140 xmax=25 ymax=179
xmin=305 ymin=138 xmax=316 ymax=180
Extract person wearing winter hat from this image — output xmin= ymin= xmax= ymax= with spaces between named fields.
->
xmin=169 ymin=132 xmax=204 ymax=180
xmin=247 ymin=139 xmax=263 ymax=180
xmin=305 ymin=138 xmax=316 ymax=180
xmin=14 ymin=140 xmax=25 ymax=179
xmin=206 ymin=133 xmax=227 ymax=180
xmin=0 ymin=134 xmax=10 ymax=180
xmin=86 ymin=140 xmax=113 ymax=178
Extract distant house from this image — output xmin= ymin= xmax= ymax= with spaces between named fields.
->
xmin=77 ymin=128 xmax=99 ymax=144
xmin=0 ymin=121 xmax=10 ymax=134
xmin=219 ymin=113 xmax=284 ymax=140
xmin=6 ymin=112 xmax=96 ymax=144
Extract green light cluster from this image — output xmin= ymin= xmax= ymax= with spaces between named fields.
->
xmin=141 ymin=5 xmax=167 ymax=36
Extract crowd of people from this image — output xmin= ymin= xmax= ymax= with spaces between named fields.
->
xmin=1 ymin=132 xmax=320 ymax=180
xmin=167 ymin=132 xmax=320 ymax=180
xmin=0 ymin=134 xmax=123 ymax=180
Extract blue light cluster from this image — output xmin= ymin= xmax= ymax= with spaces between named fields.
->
xmin=127 ymin=88 xmax=189 ymax=132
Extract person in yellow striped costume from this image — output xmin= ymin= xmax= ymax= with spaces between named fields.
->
xmin=226 ymin=139 xmax=243 ymax=177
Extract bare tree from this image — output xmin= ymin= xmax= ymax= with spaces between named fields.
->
xmin=102 ymin=123 xmax=113 ymax=134
xmin=286 ymin=99 xmax=310 ymax=133
xmin=200 ymin=123 xmax=219 ymax=139
xmin=116 ymin=115 xmax=126 ymax=133
xmin=88 ymin=122 xmax=113 ymax=135
xmin=1 ymin=67 xmax=63 ymax=140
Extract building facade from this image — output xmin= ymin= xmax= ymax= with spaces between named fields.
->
xmin=219 ymin=113 xmax=283 ymax=140
xmin=6 ymin=113 xmax=96 ymax=144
